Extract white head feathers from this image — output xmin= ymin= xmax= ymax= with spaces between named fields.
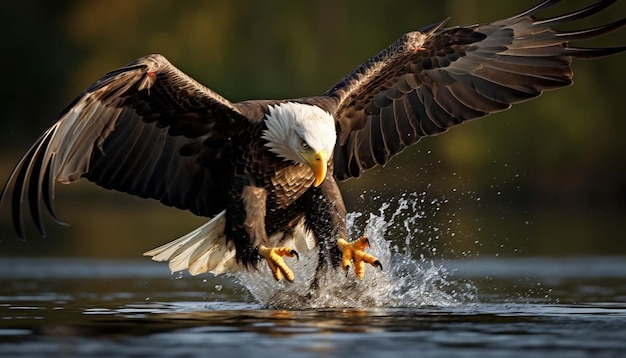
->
xmin=262 ymin=102 xmax=336 ymax=164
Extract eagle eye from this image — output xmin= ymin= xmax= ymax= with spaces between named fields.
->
xmin=300 ymin=139 xmax=310 ymax=150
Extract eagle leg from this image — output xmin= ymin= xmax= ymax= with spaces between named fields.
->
xmin=337 ymin=236 xmax=382 ymax=279
xmin=258 ymin=245 xmax=299 ymax=282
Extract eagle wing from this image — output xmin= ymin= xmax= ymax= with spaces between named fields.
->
xmin=1 ymin=54 xmax=250 ymax=237
xmin=328 ymin=0 xmax=626 ymax=180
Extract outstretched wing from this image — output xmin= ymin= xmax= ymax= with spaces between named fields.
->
xmin=328 ymin=0 xmax=626 ymax=180
xmin=1 ymin=54 xmax=250 ymax=237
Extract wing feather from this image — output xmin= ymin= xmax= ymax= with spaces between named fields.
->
xmin=327 ymin=0 xmax=625 ymax=179
xmin=1 ymin=54 xmax=249 ymax=237
xmin=392 ymin=97 xmax=415 ymax=147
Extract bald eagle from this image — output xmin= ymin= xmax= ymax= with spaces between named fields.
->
xmin=2 ymin=0 xmax=625 ymax=283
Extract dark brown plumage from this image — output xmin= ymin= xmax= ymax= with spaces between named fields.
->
xmin=2 ymin=0 xmax=625 ymax=282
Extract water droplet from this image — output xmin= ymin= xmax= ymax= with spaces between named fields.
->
xmin=232 ymin=192 xmax=476 ymax=308
xmin=171 ymin=271 xmax=183 ymax=280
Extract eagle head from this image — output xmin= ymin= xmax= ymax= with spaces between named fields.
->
xmin=262 ymin=102 xmax=336 ymax=187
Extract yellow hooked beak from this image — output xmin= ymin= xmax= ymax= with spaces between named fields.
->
xmin=302 ymin=149 xmax=328 ymax=187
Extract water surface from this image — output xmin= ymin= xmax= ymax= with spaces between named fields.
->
xmin=1 ymin=256 xmax=625 ymax=357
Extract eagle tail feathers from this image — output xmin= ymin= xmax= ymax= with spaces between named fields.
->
xmin=143 ymin=211 xmax=237 ymax=276
xmin=143 ymin=212 xmax=317 ymax=277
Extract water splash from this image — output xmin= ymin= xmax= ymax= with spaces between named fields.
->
xmin=234 ymin=192 xmax=476 ymax=309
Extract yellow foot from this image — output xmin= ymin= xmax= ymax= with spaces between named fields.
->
xmin=258 ymin=245 xmax=299 ymax=282
xmin=337 ymin=236 xmax=383 ymax=279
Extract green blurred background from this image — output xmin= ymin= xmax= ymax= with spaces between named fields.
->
xmin=1 ymin=0 xmax=625 ymax=260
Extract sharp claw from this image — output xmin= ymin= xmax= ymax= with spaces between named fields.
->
xmin=345 ymin=265 xmax=350 ymax=277
xmin=374 ymin=260 xmax=383 ymax=271
xmin=258 ymin=245 xmax=297 ymax=282
xmin=337 ymin=237 xmax=381 ymax=279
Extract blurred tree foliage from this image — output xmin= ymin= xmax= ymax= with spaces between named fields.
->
xmin=0 ymin=1 xmax=625 ymax=257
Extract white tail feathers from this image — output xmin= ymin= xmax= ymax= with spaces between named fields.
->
xmin=143 ymin=211 xmax=317 ymax=276
xmin=143 ymin=211 xmax=236 ymax=276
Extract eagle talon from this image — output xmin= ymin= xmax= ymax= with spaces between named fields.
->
xmin=374 ymin=260 xmax=383 ymax=271
xmin=337 ymin=236 xmax=381 ymax=279
xmin=258 ymin=245 xmax=298 ymax=282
